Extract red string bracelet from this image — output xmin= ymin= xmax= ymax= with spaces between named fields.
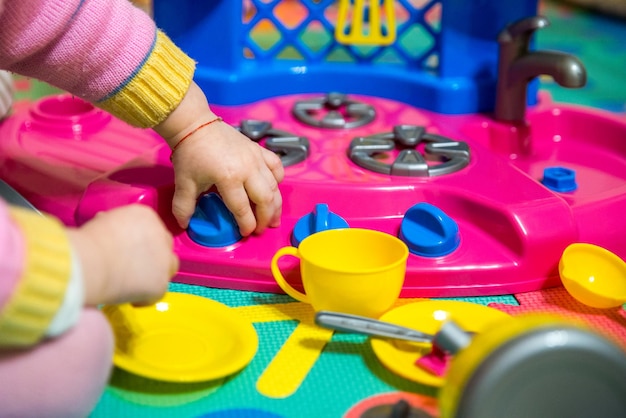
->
xmin=169 ymin=116 xmax=223 ymax=161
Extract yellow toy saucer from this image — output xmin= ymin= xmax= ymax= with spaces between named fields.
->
xmin=103 ymin=292 xmax=258 ymax=383
xmin=370 ymin=300 xmax=510 ymax=387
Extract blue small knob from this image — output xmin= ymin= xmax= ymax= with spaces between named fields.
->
xmin=399 ymin=203 xmax=460 ymax=257
xmin=541 ymin=166 xmax=577 ymax=192
xmin=188 ymin=193 xmax=242 ymax=247
xmin=291 ymin=203 xmax=349 ymax=246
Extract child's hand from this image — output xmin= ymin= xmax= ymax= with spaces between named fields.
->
xmin=170 ymin=119 xmax=284 ymax=236
xmin=155 ymin=83 xmax=284 ymax=236
xmin=68 ymin=204 xmax=178 ymax=307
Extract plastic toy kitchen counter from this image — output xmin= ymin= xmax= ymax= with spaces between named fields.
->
xmin=1 ymin=2 xmax=625 ymax=299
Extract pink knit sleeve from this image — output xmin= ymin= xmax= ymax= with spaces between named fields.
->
xmin=0 ymin=0 xmax=157 ymax=103
xmin=0 ymin=199 xmax=25 ymax=310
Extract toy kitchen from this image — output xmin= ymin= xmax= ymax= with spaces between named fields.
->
xmin=1 ymin=0 xmax=624 ymax=300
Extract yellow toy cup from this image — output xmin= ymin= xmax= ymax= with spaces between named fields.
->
xmin=271 ymin=228 xmax=409 ymax=318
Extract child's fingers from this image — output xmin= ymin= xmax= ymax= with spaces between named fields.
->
xmin=253 ymin=194 xmax=282 ymax=233
xmin=259 ymin=149 xmax=284 ymax=229
xmin=262 ymin=148 xmax=285 ymax=183
xmin=169 ymin=253 xmax=180 ymax=277
xmin=245 ymin=172 xmax=282 ymax=234
xmin=171 ymin=181 xmax=201 ymax=229
xmin=219 ymin=185 xmax=256 ymax=237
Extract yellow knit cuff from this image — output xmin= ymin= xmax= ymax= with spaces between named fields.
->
xmin=0 ymin=208 xmax=72 ymax=347
xmin=96 ymin=30 xmax=196 ymax=128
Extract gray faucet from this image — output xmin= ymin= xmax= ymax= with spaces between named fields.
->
xmin=494 ymin=16 xmax=587 ymax=123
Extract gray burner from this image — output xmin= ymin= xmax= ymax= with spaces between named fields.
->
xmin=292 ymin=92 xmax=376 ymax=129
xmin=348 ymin=125 xmax=470 ymax=177
xmin=237 ymin=120 xmax=310 ymax=167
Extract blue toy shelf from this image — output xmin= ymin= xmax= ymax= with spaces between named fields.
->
xmin=153 ymin=0 xmax=539 ymax=114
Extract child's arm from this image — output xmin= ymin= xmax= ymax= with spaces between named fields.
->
xmin=154 ymin=82 xmax=284 ymax=236
xmin=0 ymin=0 xmax=284 ymax=235
xmin=67 ymin=204 xmax=177 ymax=307
xmin=0 ymin=203 xmax=176 ymax=348
xmin=0 ymin=203 xmax=75 ymax=347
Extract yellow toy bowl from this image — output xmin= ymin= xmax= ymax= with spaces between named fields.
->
xmin=103 ymin=292 xmax=258 ymax=383
xmin=559 ymin=243 xmax=626 ymax=309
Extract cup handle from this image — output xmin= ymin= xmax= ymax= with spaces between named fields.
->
xmin=271 ymin=246 xmax=310 ymax=304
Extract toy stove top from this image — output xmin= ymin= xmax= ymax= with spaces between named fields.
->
xmin=236 ymin=93 xmax=470 ymax=177
xmin=207 ymin=92 xmax=569 ymax=297
xmin=2 ymin=92 xmax=625 ymax=297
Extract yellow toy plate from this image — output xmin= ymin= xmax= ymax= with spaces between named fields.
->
xmin=103 ymin=292 xmax=258 ymax=383
xmin=371 ymin=300 xmax=510 ymax=387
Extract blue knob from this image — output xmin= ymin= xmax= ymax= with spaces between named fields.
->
xmin=399 ymin=203 xmax=460 ymax=257
xmin=541 ymin=166 xmax=577 ymax=192
xmin=188 ymin=193 xmax=242 ymax=247
xmin=291 ymin=203 xmax=349 ymax=246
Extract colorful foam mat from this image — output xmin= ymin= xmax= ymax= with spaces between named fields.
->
xmin=91 ymin=282 xmax=625 ymax=418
